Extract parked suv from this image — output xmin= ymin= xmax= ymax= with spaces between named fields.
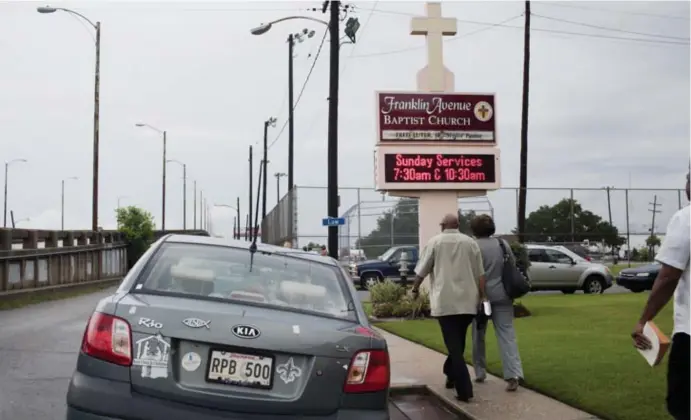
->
xmin=350 ymin=246 xmax=419 ymax=290
xmin=526 ymin=244 xmax=614 ymax=294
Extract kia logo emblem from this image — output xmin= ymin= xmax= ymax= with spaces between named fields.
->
xmin=232 ymin=325 xmax=261 ymax=339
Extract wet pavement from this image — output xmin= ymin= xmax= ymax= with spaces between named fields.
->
xmin=390 ymin=394 xmax=465 ymax=419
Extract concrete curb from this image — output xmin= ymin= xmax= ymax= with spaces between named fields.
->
xmin=389 ymin=384 xmax=475 ymax=420
xmin=0 ymin=277 xmax=122 ymax=302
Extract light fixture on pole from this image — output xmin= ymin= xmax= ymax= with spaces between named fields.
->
xmin=135 ymin=123 xmax=167 ymax=231
xmin=274 ymin=172 xmax=287 ymax=203
xmin=3 ymin=158 xmax=27 ymax=228
xmin=38 ymin=5 xmax=101 ymax=231
xmin=61 ymin=176 xmax=79 ymax=230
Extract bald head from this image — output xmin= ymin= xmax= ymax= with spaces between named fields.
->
xmin=440 ymin=213 xmax=459 ymax=230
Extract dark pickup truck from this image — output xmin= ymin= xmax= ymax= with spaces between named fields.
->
xmin=349 ymin=245 xmax=419 ymax=290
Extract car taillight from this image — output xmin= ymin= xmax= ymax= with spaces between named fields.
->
xmin=344 ymin=350 xmax=389 ymax=393
xmin=585 ymin=256 xmax=592 ymax=261
xmin=355 ymin=326 xmax=379 ymax=338
xmin=81 ymin=312 xmax=132 ymax=366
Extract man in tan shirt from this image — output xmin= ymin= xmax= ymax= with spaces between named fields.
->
xmin=412 ymin=213 xmax=486 ymax=402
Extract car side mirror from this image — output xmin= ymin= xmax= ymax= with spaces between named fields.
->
xmin=570 ymin=259 xmax=577 ymax=265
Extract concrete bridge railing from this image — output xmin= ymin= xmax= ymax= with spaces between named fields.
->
xmin=0 ymin=228 xmax=209 ymax=301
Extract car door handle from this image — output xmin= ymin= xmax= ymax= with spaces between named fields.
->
xmin=548 ymin=265 xmax=557 ymax=269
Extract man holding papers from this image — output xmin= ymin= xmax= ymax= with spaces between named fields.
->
xmin=632 ymin=172 xmax=690 ymax=420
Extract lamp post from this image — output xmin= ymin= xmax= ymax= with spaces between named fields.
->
xmin=262 ymin=117 xmax=277 ymax=221
xmin=61 ymin=176 xmax=79 ymax=230
xmin=214 ymin=202 xmax=240 ymax=239
xmin=166 ymin=159 xmax=187 ymax=230
xmin=135 ymin=123 xmax=167 ymax=230
xmin=3 ymin=158 xmax=27 ymax=228
xmin=117 ymin=195 xmax=128 ymax=209
xmin=37 ymin=5 xmax=101 ymax=231
xmin=251 ymin=27 xmax=315 ymax=192
xmin=250 ymin=7 xmax=359 ymax=258
xmin=193 ymin=180 xmax=197 ymax=230
xmin=274 ymin=172 xmax=287 ymax=203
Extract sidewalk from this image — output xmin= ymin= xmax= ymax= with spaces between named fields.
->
xmin=378 ymin=328 xmax=600 ymax=420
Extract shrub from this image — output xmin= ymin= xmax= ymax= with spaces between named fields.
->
xmin=369 ymin=280 xmax=406 ymax=304
xmin=372 ymin=302 xmax=395 ymax=318
xmin=116 ymin=206 xmax=155 ymax=269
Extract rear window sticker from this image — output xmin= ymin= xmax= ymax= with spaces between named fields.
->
xmin=133 ymin=333 xmax=170 ymax=379
xmin=276 ymin=357 xmax=302 ymax=384
xmin=181 ymin=352 xmax=202 ymax=372
xmin=129 ymin=306 xmax=137 ymax=315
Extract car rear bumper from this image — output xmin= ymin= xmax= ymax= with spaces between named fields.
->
xmin=66 ymin=371 xmax=389 ymax=420
xmin=616 ymin=276 xmax=652 ymax=290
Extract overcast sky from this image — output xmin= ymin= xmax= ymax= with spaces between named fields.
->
xmin=0 ymin=1 xmax=688 ymax=247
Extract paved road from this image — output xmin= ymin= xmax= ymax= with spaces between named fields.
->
xmin=0 ymin=288 xmax=116 ymax=420
xmin=355 ymin=284 xmax=631 ymax=303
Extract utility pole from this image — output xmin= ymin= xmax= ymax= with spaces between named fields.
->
xmin=200 ymin=190 xmax=204 ymax=231
xmin=516 ymin=0 xmax=531 ymax=243
xmin=648 ymin=195 xmax=662 ymax=256
xmin=91 ymin=21 xmax=101 ymax=232
xmin=254 ymin=161 xmax=265 ymax=243
xmin=193 ymin=180 xmax=197 ymax=230
xmin=245 ymin=214 xmax=249 ymax=240
xmin=326 ymin=0 xmax=341 ymax=259
xmin=288 ymin=33 xmax=295 ymax=192
xmin=248 ymin=145 xmax=253 ymax=239
xmin=274 ymin=172 xmax=287 ymax=203
xmin=182 ymin=163 xmax=187 ymax=230
xmin=605 ymin=186 xmax=614 ymax=258
xmin=236 ymin=196 xmax=241 ymax=240
xmin=161 ymin=131 xmax=167 ymax=231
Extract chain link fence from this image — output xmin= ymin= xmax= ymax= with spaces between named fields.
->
xmin=266 ymin=186 xmax=685 ymax=259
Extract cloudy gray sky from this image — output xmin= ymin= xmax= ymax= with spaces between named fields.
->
xmin=0 ymin=1 xmax=689 ymax=248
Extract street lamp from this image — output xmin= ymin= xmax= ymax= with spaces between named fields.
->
xmin=61 ymin=176 xmax=79 ymax=230
xmin=262 ymin=117 xmax=277 ymax=221
xmin=251 ymin=6 xmax=359 ymax=258
xmin=135 ymin=123 xmax=167 ymax=231
xmin=3 ymin=158 xmax=27 ymax=228
xmin=214 ymin=198 xmax=240 ymax=239
xmin=251 ymin=25 xmax=315 ymax=193
xmin=166 ymin=159 xmax=187 ymax=230
xmin=37 ymin=5 xmax=101 ymax=232
xmin=274 ymin=172 xmax=287 ymax=203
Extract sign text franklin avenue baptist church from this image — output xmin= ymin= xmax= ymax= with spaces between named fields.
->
xmin=377 ymin=92 xmax=496 ymax=143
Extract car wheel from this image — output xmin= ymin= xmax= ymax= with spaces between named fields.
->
xmin=360 ymin=273 xmax=382 ymax=290
xmin=583 ymin=276 xmax=605 ymax=294
xmin=561 ymin=289 xmax=576 ymax=294
xmin=629 ymin=288 xmax=645 ymax=293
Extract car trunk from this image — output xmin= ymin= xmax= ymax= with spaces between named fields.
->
xmin=115 ymin=293 xmax=370 ymax=415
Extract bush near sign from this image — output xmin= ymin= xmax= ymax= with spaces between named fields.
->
xmin=384 ymin=153 xmax=497 ymax=184
xmin=377 ymin=91 xmax=496 ymax=143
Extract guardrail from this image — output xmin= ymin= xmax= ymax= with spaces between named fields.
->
xmin=0 ymin=229 xmax=127 ymax=296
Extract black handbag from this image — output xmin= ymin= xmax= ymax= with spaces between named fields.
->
xmin=497 ymin=239 xmax=531 ymax=299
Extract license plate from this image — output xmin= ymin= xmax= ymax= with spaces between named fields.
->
xmin=206 ymin=350 xmax=274 ymax=389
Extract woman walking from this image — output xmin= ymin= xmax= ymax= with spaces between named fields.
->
xmin=469 ymin=214 xmax=524 ymax=391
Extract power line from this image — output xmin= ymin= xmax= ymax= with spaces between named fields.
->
xmin=268 ymin=27 xmax=328 ymax=150
xmin=340 ymin=1 xmax=378 ymax=76
xmin=532 ymin=13 xmax=689 ymax=41
xmin=350 ymin=14 xmax=522 ymax=58
xmin=536 ymin=2 xmax=690 ymax=21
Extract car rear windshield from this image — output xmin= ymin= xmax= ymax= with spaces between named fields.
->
xmin=134 ymin=242 xmax=356 ymax=320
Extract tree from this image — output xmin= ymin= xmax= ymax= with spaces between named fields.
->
xmin=518 ymin=198 xmax=625 ymax=247
xmin=355 ymin=199 xmax=476 ymax=259
xmin=646 ymin=234 xmax=661 ymax=254
xmin=116 ymin=206 xmax=155 ymax=269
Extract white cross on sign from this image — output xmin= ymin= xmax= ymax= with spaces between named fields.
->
xmin=410 ymin=3 xmax=457 ymax=92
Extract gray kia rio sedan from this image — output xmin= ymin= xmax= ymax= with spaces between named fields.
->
xmin=66 ymin=235 xmax=390 ymax=420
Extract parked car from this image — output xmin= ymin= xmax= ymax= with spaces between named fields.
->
xmin=526 ymin=244 xmax=614 ymax=294
xmin=616 ymin=262 xmax=659 ymax=292
xmin=66 ymin=234 xmax=390 ymax=420
xmin=350 ymin=245 xmax=419 ymax=290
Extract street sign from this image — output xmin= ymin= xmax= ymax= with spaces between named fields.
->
xmin=322 ymin=217 xmax=346 ymax=227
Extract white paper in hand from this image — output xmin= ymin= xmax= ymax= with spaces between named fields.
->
xmin=637 ymin=322 xmax=669 ymax=367
xmin=482 ymin=301 xmax=492 ymax=316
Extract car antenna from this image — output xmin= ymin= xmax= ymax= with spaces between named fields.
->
xmin=248 ymin=160 xmax=264 ymax=272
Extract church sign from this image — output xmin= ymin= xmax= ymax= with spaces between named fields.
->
xmin=376 ymin=91 xmax=496 ymax=144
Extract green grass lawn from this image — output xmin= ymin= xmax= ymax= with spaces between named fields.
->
xmin=377 ymin=293 xmax=673 ymax=420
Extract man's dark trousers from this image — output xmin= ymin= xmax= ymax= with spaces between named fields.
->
xmin=438 ymin=314 xmax=475 ymax=400
xmin=667 ymin=332 xmax=689 ymax=420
